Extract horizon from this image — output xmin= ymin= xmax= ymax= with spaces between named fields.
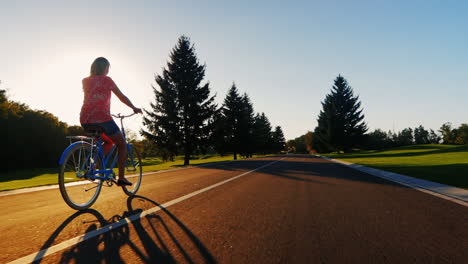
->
xmin=1 ymin=1 xmax=467 ymax=140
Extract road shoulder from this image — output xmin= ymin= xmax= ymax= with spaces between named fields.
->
xmin=317 ymin=155 xmax=468 ymax=206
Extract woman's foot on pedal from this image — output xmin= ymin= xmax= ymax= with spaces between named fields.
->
xmin=117 ymin=178 xmax=132 ymax=186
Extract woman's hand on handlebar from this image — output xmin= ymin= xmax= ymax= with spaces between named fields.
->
xmin=132 ymin=107 xmax=143 ymax=114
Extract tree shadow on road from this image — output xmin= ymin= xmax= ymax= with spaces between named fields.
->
xmin=201 ymin=156 xmax=408 ymax=188
xmin=32 ymin=196 xmax=216 ymax=263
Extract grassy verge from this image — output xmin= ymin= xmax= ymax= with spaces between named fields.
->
xmin=322 ymin=144 xmax=468 ymax=189
xmin=0 ymin=154 xmax=259 ymax=192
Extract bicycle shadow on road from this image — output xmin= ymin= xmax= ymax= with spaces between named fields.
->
xmin=32 ymin=196 xmax=216 ymax=264
xmin=126 ymin=195 xmax=216 ymax=264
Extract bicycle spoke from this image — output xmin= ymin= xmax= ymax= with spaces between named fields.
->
xmin=85 ymin=184 xmax=99 ymax=192
xmin=71 ymin=149 xmax=77 ymax=172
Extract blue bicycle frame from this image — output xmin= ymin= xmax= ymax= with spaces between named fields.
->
xmin=58 ymin=112 xmax=141 ymax=210
xmin=58 ymin=113 xmax=137 ymax=182
xmin=91 ymin=141 xmax=136 ymax=180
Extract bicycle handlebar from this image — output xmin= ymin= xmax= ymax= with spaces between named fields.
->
xmin=112 ymin=113 xmax=137 ymax=119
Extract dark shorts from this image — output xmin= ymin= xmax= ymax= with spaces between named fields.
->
xmin=81 ymin=120 xmax=120 ymax=136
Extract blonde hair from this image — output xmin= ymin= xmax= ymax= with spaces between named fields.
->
xmin=90 ymin=57 xmax=110 ymax=76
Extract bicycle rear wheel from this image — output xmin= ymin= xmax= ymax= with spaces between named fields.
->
xmin=122 ymin=144 xmax=142 ymax=195
xmin=59 ymin=143 xmax=103 ymax=210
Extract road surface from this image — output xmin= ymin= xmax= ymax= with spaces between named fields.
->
xmin=0 ymin=156 xmax=467 ymax=263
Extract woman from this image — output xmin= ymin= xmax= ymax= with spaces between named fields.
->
xmin=80 ymin=57 xmax=142 ymax=186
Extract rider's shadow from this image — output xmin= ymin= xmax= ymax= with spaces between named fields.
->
xmin=128 ymin=196 xmax=216 ymax=264
xmin=33 ymin=196 xmax=216 ymax=264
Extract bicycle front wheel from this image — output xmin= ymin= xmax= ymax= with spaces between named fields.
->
xmin=59 ymin=143 xmax=103 ymax=210
xmin=122 ymin=144 xmax=143 ymax=195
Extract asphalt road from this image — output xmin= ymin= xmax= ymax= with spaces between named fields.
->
xmin=1 ymin=156 xmax=467 ymax=264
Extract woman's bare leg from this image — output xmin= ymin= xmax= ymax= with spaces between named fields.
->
xmin=109 ymin=132 xmax=127 ymax=180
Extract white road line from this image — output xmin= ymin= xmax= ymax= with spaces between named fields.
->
xmin=6 ymin=158 xmax=283 ymax=264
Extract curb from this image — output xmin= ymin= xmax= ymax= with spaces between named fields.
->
xmin=316 ymin=155 xmax=468 ymax=206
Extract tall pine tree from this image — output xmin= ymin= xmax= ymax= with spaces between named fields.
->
xmin=211 ymin=109 xmax=228 ymax=156
xmin=142 ymin=36 xmax=216 ymax=165
xmin=215 ymin=85 xmax=256 ymax=160
xmin=221 ymin=83 xmax=244 ymax=160
xmin=315 ymin=75 xmax=367 ymax=153
xmin=253 ymin=113 xmax=273 ymax=154
xmin=272 ymin=126 xmax=286 ymax=153
xmin=239 ymin=93 xmax=255 ymax=158
xmin=141 ymin=69 xmax=179 ymax=161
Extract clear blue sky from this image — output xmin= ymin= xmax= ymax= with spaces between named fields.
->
xmin=1 ymin=0 xmax=467 ymax=140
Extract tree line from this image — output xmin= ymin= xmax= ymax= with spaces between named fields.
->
xmin=288 ymin=75 xmax=467 ymax=154
xmin=286 ymin=132 xmax=313 ymax=154
xmin=290 ymin=123 xmax=467 ymax=154
xmin=438 ymin=123 xmax=468 ymax=145
xmin=9 ymin=34 xmax=463 ymax=171
xmin=1 ymin=89 xmax=84 ymax=172
xmin=141 ymin=36 xmax=285 ymax=165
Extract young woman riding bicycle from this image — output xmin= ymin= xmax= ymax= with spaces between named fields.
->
xmin=80 ymin=57 xmax=142 ymax=186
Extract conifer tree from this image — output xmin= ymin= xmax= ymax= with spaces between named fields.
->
xmin=272 ymin=126 xmax=286 ymax=153
xmin=216 ymin=85 xmax=256 ymax=160
xmin=141 ymin=70 xmax=179 ymax=161
xmin=253 ymin=113 xmax=273 ymax=154
xmin=315 ymin=75 xmax=367 ymax=152
xmin=239 ymin=93 xmax=255 ymax=158
xmin=211 ymin=110 xmax=228 ymax=156
xmin=142 ymin=36 xmax=216 ymax=165
xmin=221 ymin=83 xmax=243 ymax=160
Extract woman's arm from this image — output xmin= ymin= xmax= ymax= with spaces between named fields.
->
xmin=112 ymin=86 xmax=142 ymax=114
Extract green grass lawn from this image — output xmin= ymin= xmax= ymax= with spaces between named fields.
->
xmin=0 ymin=154 xmax=256 ymax=192
xmin=323 ymin=144 xmax=468 ymax=189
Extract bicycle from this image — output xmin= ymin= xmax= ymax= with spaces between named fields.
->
xmin=58 ymin=113 xmax=143 ymax=210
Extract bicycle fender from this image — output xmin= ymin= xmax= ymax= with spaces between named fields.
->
xmin=58 ymin=141 xmax=92 ymax=165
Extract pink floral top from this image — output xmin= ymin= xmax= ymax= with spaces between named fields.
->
xmin=80 ymin=75 xmax=117 ymax=124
